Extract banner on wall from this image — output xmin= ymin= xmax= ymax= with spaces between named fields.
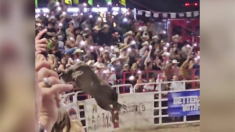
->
xmin=118 ymin=93 xmax=154 ymax=129
xmin=168 ymin=90 xmax=200 ymax=117
xmin=84 ymin=93 xmax=154 ymax=131
xmin=84 ymin=99 xmax=115 ymax=132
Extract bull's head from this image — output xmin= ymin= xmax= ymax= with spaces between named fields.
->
xmin=60 ymin=61 xmax=87 ymax=83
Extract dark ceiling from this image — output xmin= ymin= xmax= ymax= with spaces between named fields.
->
xmin=38 ymin=0 xmax=199 ymax=12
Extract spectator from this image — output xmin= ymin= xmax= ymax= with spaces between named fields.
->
xmin=92 ymin=26 xmax=101 ymax=44
xmin=66 ymin=21 xmax=75 ymax=39
xmin=35 ymin=5 xmax=200 ymax=94
xmin=65 ymin=39 xmax=77 ymax=55
xmin=99 ymin=24 xmax=111 ymax=46
xmin=170 ymin=75 xmax=185 ymax=91
xmin=73 ymin=49 xmax=84 ymax=61
xmin=139 ymin=41 xmax=149 ymax=57
xmin=95 ymin=63 xmax=106 ymax=79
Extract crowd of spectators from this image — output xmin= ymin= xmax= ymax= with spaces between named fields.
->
xmin=35 ymin=0 xmax=200 ymax=93
xmin=34 ymin=1 xmax=200 ymax=132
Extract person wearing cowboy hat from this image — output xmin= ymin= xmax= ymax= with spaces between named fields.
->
xmin=111 ymin=48 xmax=120 ymax=58
xmin=74 ymin=27 xmax=82 ymax=45
xmin=94 ymin=62 xmax=105 ymax=72
xmin=82 ymin=27 xmax=91 ymax=35
xmin=109 ymin=57 xmax=123 ymax=73
xmin=86 ymin=60 xmax=95 ymax=66
xmin=99 ymin=24 xmax=111 ymax=46
xmin=71 ymin=16 xmax=80 ymax=28
xmin=102 ymin=49 xmax=111 ymax=65
xmin=91 ymin=26 xmax=101 ymax=45
xmin=152 ymin=35 xmax=160 ymax=43
xmin=172 ymin=59 xmax=180 ymax=69
xmin=102 ymin=24 xmax=110 ymax=29
xmin=124 ymin=31 xmax=133 ymax=44
xmin=93 ymin=26 xmax=101 ymax=31
xmin=49 ymin=16 xmax=57 ymax=22
xmin=139 ymin=41 xmax=149 ymax=56
xmin=141 ymin=35 xmax=150 ymax=42
xmin=65 ymin=21 xmax=75 ymax=40
xmin=111 ymin=32 xmax=120 ymax=45
xmin=73 ymin=49 xmax=84 ymax=61
xmin=101 ymin=24 xmax=110 ymax=34
xmin=94 ymin=63 xmax=109 ymax=80
xmin=172 ymin=35 xmax=180 ymax=43
xmin=119 ymin=43 xmax=128 ymax=49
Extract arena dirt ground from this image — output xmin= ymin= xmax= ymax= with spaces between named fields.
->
xmin=115 ymin=123 xmax=200 ymax=132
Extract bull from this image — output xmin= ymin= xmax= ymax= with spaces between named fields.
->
xmin=60 ymin=61 xmax=126 ymax=123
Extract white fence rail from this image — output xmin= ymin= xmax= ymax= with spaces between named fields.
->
xmin=63 ymin=80 xmax=200 ymax=132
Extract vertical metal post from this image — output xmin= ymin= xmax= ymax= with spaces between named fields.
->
xmin=158 ymin=82 xmax=162 ymax=124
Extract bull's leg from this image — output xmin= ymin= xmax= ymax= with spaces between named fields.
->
xmin=95 ymin=99 xmax=117 ymax=125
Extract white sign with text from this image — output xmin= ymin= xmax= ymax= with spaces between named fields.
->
xmin=84 ymin=93 xmax=155 ymax=131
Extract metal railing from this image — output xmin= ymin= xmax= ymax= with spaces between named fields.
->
xmin=62 ymin=80 xmax=200 ymax=131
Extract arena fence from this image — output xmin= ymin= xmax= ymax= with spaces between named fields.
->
xmin=61 ymin=80 xmax=200 ymax=132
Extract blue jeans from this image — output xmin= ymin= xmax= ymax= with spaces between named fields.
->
xmin=65 ymin=47 xmax=77 ymax=55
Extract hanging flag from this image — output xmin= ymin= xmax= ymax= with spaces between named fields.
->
xmin=120 ymin=0 xmax=126 ymax=6
xmin=65 ymin=0 xmax=72 ymax=5
xmin=35 ymin=0 xmax=38 ymax=7
xmin=88 ymin=0 xmax=93 ymax=5
xmin=105 ymin=0 xmax=112 ymax=3
xmin=73 ymin=0 xmax=79 ymax=4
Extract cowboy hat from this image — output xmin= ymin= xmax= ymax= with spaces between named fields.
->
xmin=172 ymin=59 xmax=179 ymax=64
xmin=119 ymin=43 xmax=127 ymax=49
xmin=73 ymin=49 xmax=84 ymax=54
xmin=142 ymin=41 xmax=149 ymax=46
xmin=110 ymin=57 xmax=119 ymax=64
xmin=93 ymin=26 xmax=101 ymax=30
xmin=69 ymin=20 xmax=75 ymax=25
xmin=172 ymin=35 xmax=180 ymax=39
xmin=141 ymin=35 xmax=149 ymax=39
xmin=152 ymin=35 xmax=159 ymax=39
xmin=49 ymin=16 xmax=56 ymax=21
xmin=86 ymin=60 xmax=95 ymax=66
xmin=96 ymin=63 xmax=105 ymax=68
xmin=149 ymin=78 xmax=155 ymax=83
xmin=104 ymin=49 xmax=109 ymax=53
xmin=124 ymin=63 xmax=129 ymax=67
xmin=102 ymin=24 xmax=109 ymax=28
xmin=114 ymin=48 xmax=120 ymax=53
xmin=125 ymin=31 xmax=133 ymax=35
xmin=84 ymin=27 xmax=90 ymax=31
xmin=36 ymin=18 xmax=41 ymax=22
xmin=162 ymin=51 xmax=170 ymax=56
xmin=118 ymin=54 xmax=126 ymax=59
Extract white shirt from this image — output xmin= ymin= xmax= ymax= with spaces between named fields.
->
xmin=144 ymin=84 xmax=155 ymax=90
xmin=139 ymin=46 xmax=147 ymax=57
xmin=107 ymin=73 xmax=116 ymax=85
xmin=58 ymin=41 xmax=65 ymax=53
xmin=170 ymin=81 xmax=185 ymax=91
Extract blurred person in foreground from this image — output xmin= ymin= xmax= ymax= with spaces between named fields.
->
xmin=35 ymin=30 xmax=78 ymax=132
xmin=51 ymin=108 xmax=85 ymax=132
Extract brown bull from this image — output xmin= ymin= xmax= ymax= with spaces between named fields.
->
xmin=60 ymin=61 xmax=126 ymax=124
